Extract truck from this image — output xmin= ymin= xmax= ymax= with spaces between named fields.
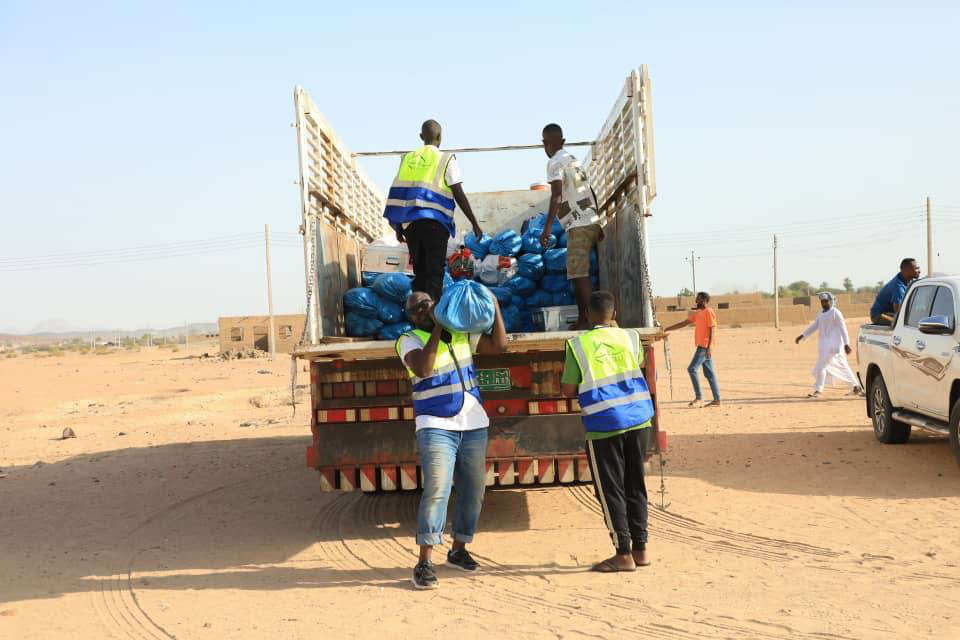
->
xmin=291 ymin=66 xmax=665 ymax=491
xmin=857 ymin=274 xmax=960 ymax=464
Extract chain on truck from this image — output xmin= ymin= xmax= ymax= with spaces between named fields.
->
xmin=290 ymin=66 xmax=667 ymax=494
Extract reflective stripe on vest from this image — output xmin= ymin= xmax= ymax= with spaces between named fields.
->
xmin=383 ymin=146 xmax=456 ymax=234
xmin=395 ymin=328 xmax=481 ymax=418
xmin=568 ymin=327 xmax=654 ymax=432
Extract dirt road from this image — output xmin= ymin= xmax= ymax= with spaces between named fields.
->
xmin=1 ymin=324 xmax=958 ymax=639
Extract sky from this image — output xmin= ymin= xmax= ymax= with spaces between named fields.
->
xmin=2 ymin=2 xmax=959 ymax=333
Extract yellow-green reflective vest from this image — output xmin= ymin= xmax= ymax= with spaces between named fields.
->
xmin=568 ymin=327 xmax=653 ymax=433
xmin=396 ymin=328 xmax=480 ymax=417
xmin=383 ymin=145 xmax=456 ymax=236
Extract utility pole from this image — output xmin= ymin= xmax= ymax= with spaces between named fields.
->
xmin=684 ymin=251 xmax=701 ymax=295
xmin=773 ymin=235 xmax=780 ymax=329
xmin=265 ymin=224 xmax=276 ymax=360
xmin=926 ymin=196 xmax=933 ymax=275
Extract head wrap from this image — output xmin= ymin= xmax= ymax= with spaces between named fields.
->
xmin=818 ymin=292 xmax=835 ymax=305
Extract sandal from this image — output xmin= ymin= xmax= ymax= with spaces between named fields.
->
xmin=591 ymin=557 xmax=636 ymax=573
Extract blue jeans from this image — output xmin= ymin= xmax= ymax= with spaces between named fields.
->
xmin=688 ymin=347 xmax=720 ymax=401
xmin=415 ymin=427 xmax=488 ymax=546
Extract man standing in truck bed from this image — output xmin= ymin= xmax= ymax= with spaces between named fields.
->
xmin=383 ymin=120 xmax=484 ymax=302
xmin=397 ymin=290 xmax=508 ymax=590
xmin=540 ymin=123 xmax=603 ymax=329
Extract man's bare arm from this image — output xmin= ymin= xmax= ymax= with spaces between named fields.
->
xmin=540 ymin=180 xmax=563 ymax=247
xmin=451 ymin=184 xmax=483 ymax=239
xmin=663 ymin=319 xmax=691 ymax=332
xmin=476 ymin=297 xmax=508 ymax=355
xmin=403 ymin=322 xmax=444 ymax=378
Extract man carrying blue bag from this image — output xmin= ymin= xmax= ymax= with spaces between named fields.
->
xmin=396 ymin=290 xmax=507 ymax=589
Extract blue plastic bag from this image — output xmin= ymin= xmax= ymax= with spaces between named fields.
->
xmin=590 ymin=248 xmax=599 ymax=274
xmin=521 ymin=229 xmax=555 ymax=254
xmin=552 ymin=290 xmax=575 ymax=306
xmin=378 ymin=299 xmax=405 ymax=325
xmin=511 ymin=295 xmax=525 ymax=309
xmin=591 ymin=274 xmax=599 ymax=289
xmin=517 ymin=253 xmax=545 ymax=280
xmin=502 ymin=305 xmax=522 ymax=333
xmin=487 ymin=286 xmax=513 ymax=304
xmin=544 ymin=248 xmax=567 ymax=273
xmin=372 ymin=273 xmax=413 ymax=305
xmin=377 ymin=321 xmax=413 ymax=341
xmin=489 ymin=229 xmax=522 ymax=257
xmin=464 ymin=232 xmax=493 ymax=261
xmin=519 ymin=309 xmax=535 ymax=332
xmin=443 ymin=270 xmax=454 ymax=291
xmin=345 ymin=312 xmax=384 ymax=337
xmin=556 ymin=233 xmax=567 ymax=248
xmin=526 ymin=213 xmax=565 ymax=237
xmin=504 ymin=275 xmax=536 ymax=297
xmin=541 ymin=274 xmax=568 ymax=293
xmin=526 ymin=289 xmax=553 ymax=308
xmin=362 ymin=271 xmax=382 ymax=287
xmin=434 ymin=280 xmax=496 ymax=334
xmin=343 ymin=287 xmax=380 ymax=319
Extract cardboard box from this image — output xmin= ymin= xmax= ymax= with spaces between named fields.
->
xmin=531 ymin=305 xmax=580 ymax=332
xmin=362 ymin=244 xmax=413 ymax=275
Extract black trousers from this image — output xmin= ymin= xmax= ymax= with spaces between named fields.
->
xmin=404 ymin=219 xmax=448 ymax=302
xmin=585 ymin=427 xmax=649 ymax=555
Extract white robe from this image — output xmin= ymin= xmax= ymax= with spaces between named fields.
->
xmin=802 ymin=307 xmax=858 ymax=390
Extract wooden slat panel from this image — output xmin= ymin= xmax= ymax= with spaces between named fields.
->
xmin=298 ymin=89 xmax=387 ymax=243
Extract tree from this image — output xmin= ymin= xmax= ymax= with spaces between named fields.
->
xmin=787 ymin=280 xmax=810 ymax=292
xmin=819 ymin=281 xmax=829 ymax=290
xmin=843 ymin=277 xmax=853 ymax=292
xmin=678 ymin=287 xmax=694 ymax=297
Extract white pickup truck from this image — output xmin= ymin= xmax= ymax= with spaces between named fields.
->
xmin=857 ymin=275 xmax=960 ymax=464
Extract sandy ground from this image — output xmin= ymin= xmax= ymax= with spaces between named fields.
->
xmin=1 ymin=323 xmax=959 ymax=640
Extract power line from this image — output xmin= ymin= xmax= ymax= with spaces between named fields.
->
xmin=0 ymin=235 xmax=303 ymax=271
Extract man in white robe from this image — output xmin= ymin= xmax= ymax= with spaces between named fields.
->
xmin=795 ymin=293 xmax=863 ymax=398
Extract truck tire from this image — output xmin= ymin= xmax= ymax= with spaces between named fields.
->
xmin=949 ymin=399 xmax=960 ymax=466
xmin=870 ymin=374 xmax=911 ymax=444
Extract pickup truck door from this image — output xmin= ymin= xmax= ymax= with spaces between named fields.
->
xmin=912 ymin=285 xmax=958 ymax=419
xmin=890 ymin=284 xmax=937 ymax=411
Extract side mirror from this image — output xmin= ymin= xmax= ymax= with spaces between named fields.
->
xmin=918 ymin=315 xmax=954 ymax=335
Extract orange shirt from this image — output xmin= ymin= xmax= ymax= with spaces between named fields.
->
xmin=687 ymin=308 xmax=717 ymax=348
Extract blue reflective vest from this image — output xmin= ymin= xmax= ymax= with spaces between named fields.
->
xmin=396 ymin=329 xmax=481 ymax=418
xmin=567 ymin=327 xmax=654 ymax=433
xmin=383 ymin=145 xmax=456 ymax=237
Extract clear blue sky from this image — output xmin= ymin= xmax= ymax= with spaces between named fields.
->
xmin=2 ymin=2 xmax=959 ymax=333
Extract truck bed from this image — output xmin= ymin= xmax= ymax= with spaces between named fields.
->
xmin=293 ymin=327 xmax=661 ymax=361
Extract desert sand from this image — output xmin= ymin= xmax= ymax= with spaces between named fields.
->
xmin=1 ymin=321 xmax=958 ymax=639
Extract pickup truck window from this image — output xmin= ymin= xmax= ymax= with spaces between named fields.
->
xmin=905 ymin=285 xmax=937 ymax=327
xmin=930 ymin=286 xmax=956 ymax=324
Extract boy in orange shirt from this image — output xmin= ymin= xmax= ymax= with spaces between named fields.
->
xmin=664 ymin=291 xmax=720 ymax=407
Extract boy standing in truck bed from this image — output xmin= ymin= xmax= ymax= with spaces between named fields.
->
xmin=540 ymin=123 xmax=603 ymax=329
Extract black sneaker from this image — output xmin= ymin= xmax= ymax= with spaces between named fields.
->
xmin=447 ymin=548 xmax=479 ymax=572
xmin=412 ymin=560 xmax=438 ymax=589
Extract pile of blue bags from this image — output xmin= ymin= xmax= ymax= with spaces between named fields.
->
xmin=345 ymin=213 xmax=600 ymax=337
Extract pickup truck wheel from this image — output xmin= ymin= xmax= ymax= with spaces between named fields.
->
xmin=870 ymin=374 xmax=911 ymax=444
xmin=949 ymin=400 xmax=960 ymax=466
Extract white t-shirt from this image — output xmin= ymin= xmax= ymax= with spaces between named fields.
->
xmin=399 ymin=333 xmax=488 ymax=432
xmin=546 ymin=148 xmax=600 ymax=230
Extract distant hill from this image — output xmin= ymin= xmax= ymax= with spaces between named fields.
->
xmin=0 ymin=322 xmax=218 ymax=344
